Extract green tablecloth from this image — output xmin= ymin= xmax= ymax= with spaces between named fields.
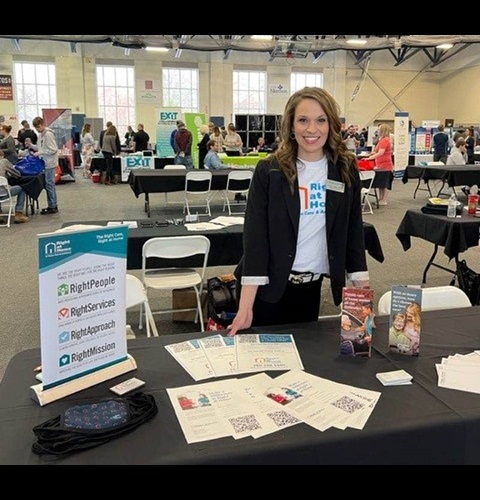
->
xmin=218 ymin=154 xmax=267 ymax=167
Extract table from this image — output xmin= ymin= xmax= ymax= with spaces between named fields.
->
xmin=403 ymin=165 xmax=480 ymax=198
xmin=2 ymin=307 xmax=480 ymax=465
xmin=63 ymin=220 xmax=244 ymax=270
xmin=396 ymin=209 xmax=480 ymax=283
xmin=129 ymin=169 xmax=254 ymax=217
xmin=9 ymin=174 xmax=45 ymax=215
xmin=63 ymin=220 xmax=384 ymax=270
xmin=91 ymin=157 xmax=174 ymax=176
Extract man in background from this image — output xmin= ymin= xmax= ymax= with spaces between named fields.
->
xmin=17 ymin=121 xmax=38 ymax=148
xmin=174 ymin=122 xmax=193 ymax=169
xmin=433 ymin=125 xmax=451 ymax=164
xmin=133 ymin=124 xmax=150 ymax=153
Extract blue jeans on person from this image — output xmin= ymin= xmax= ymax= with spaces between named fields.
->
xmin=9 ymin=185 xmax=26 ymax=212
xmin=175 ymin=154 xmax=194 ymax=170
xmin=45 ymin=167 xmax=58 ymax=209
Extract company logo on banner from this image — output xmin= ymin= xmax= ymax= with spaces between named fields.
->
xmin=137 ymin=79 xmax=162 ymax=104
xmin=0 ymin=75 xmax=13 ymax=101
xmin=121 ymin=155 xmax=156 ymax=182
xmin=38 ymin=227 xmax=129 ymax=391
xmin=395 ymin=112 xmax=410 ymax=173
xmin=156 ymin=108 xmax=182 ymax=158
xmin=269 ymin=84 xmax=290 ymax=98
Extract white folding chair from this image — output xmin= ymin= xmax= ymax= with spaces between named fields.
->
xmin=378 ymin=286 xmax=472 ymax=316
xmin=142 ymin=236 xmax=211 ymax=332
xmin=126 ymin=274 xmax=159 ymax=338
xmin=0 ymin=176 xmax=14 ymax=228
xmin=163 ymin=165 xmax=187 ymax=206
xmin=184 ymin=171 xmax=213 ymax=217
xmin=222 ymin=170 xmax=254 ymax=215
xmin=360 ymin=171 xmax=377 ymax=215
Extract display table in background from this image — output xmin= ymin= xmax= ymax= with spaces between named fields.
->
xmin=218 ymin=153 xmax=267 ymax=168
xmin=396 ymin=209 xmax=480 ymax=283
xmin=2 ymin=308 xmax=480 ymax=465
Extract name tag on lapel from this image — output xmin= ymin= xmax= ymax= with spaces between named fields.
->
xmin=326 ymin=180 xmax=346 ymax=194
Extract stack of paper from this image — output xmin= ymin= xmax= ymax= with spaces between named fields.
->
xmin=376 ymin=370 xmax=413 ymax=387
xmin=167 ymin=371 xmax=382 ymax=444
xmin=166 ymin=334 xmax=304 ymax=382
xmin=437 ymin=352 xmax=480 ymax=395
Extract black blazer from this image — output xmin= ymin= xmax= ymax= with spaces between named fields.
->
xmin=237 ymin=158 xmax=368 ymax=306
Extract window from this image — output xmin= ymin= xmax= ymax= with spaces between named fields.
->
xmin=97 ymin=65 xmax=136 ymax=136
xmin=163 ymin=68 xmax=199 ymax=113
xmin=14 ymin=62 xmax=57 ymax=123
xmin=233 ymin=70 xmax=267 ymax=115
xmin=291 ymin=72 xmax=324 ymax=94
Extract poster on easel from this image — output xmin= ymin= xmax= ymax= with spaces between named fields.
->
xmin=35 ymin=226 xmax=135 ymax=405
xmin=395 ymin=112 xmax=410 ymax=173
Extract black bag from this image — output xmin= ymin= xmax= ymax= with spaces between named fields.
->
xmin=32 ymin=393 xmax=157 ymax=458
xmin=457 ymin=260 xmax=480 ymax=306
xmin=207 ymin=275 xmax=239 ymax=330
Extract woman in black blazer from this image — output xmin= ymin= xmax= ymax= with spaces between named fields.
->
xmin=230 ymin=87 xmax=369 ymax=334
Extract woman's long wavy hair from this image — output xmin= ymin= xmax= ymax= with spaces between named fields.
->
xmin=274 ymin=87 xmax=357 ymax=192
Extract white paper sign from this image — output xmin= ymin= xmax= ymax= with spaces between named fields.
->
xmin=38 ymin=227 xmax=129 ymax=390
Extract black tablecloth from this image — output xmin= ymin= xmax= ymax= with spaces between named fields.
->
xmin=2 ymin=308 xmax=480 ymax=465
xmin=91 ymin=157 xmax=174 ymax=175
xmin=9 ymin=174 xmax=45 ymax=200
xmin=63 ymin=220 xmax=384 ymax=269
xmin=372 ymin=170 xmax=394 ymax=191
xmin=403 ymin=165 xmax=480 ymax=188
xmin=396 ymin=209 xmax=480 ymax=260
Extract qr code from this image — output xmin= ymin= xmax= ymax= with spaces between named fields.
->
xmin=168 ymin=343 xmax=192 ymax=354
xmin=267 ymin=410 xmax=301 ymax=429
xmin=237 ymin=335 xmax=257 ymax=344
xmin=229 ymin=415 xmax=262 ymax=435
xmin=331 ymin=396 xmax=365 ymax=415
xmin=202 ymin=338 xmax=224 ymax=349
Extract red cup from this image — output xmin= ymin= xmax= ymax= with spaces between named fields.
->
xmin=468 ymin=195 xmax=479 ymax=215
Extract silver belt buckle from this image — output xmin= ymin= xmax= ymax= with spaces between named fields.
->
xmin=290 ymin=274 xmax=305 ymax=285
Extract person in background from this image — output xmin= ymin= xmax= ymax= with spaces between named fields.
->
xmin=204 ymin=140 xmax=228 ymax=170
xmin=270 ymin=136 xmax=282 ymax=153
xmin=170 ymin=120 xmax=183 ymax=155
xmin=228 ymin=87 xmax=369 ymax=335
xmin=174 ymin=122 xmax=193 ymax=169
xmin=466 ymin=127 xmax=476 ymax=164
xmin=365 ymin=124 xmax=394 ymax=206
xmin=0 ymin=150 xmax=29 ymax=223
xmin=343 ymin=125 xmax=360 ymax=153
xmin=198 ymin=125 xmax=211 ymax=169
xmin=433 ymin=125 xmax=451 ymax=164
xmin=133 ymin=124 xmax=150 ymax=154
xmin=80 ymin=123 xmax=96 ymax=179
xmin=210 ymin=126 xmax=225 ymax=152
xmin=0 ymin=125 xmax=18 ymax=165
xmin=17 ymin=121 xmax=38 ymax=149
xmin=221 ymin=126 xmax=228 ymax=140
xmin=224 ymin=124 xmax=243 ymax=154
xmin=99 ymin=121 xmax=112 ymax=151
xmin=102 ymin=125 xmax=120 ymax=185
xmin=447 ymin=138 xmax=468 ymax=166
xmin=256 ymin=137 xmax=268 ymax=153
xmin=125 ymin=126 xmax=135 ymax=148
xmin=208 ymin=122 xmax=216 ymax=136
xmin=31 ymin=117 xmax=59 ymax=215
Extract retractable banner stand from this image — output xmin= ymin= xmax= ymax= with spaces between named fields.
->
xmin=43 ymin=109 xmax=75 ymax=178
xmin=395 ymin=112 xmax=410 ymax=175
xmin=121 ymin=156 xmax=156 ymax=183
xmin=156 ymin=108 xmax=182 ymax=158
xmin=32 ymin=226 xmax=136 ymax=407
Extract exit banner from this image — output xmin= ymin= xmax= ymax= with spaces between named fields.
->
xmin=156 ymin=107 xmax=182 ymax=158
xmin=121 ymin=155 xmax=156 ymax=182
xmin=38 ymin=227 xmax=129 ymax=391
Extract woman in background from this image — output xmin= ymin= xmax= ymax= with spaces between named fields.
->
xmin=366 ymin=124 xmax=393 ymax=206
xmin=80 ymin=123 xmax=96 ymax=178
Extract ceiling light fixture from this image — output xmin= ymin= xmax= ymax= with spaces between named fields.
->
xmin=251 ymin=35 xmax=273 ymax=41
xmin=146 ymin=47 xmax=169 ymax=53
xmin=437 ymin=43 xmax=454 ymax=51
xmin=346 ymin=39 xmax=368 ymax=46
